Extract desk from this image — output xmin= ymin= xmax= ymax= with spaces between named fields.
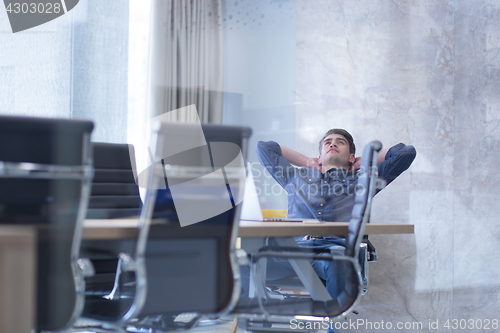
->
xmin=82 ymin=218 xmax=414 ymax=304
xmin=238 ymin=220 xmax=414 ymax=237
xmin=0 ymin=221 xmax=413 ymax=332
xmin=82 ymin=219 xmax=414 ymax=239
xmin=235 ymin=220 xmax=413 ymax=302
xmin=83 ymin=219 xmax=140 ymax=239
xmin=0 ymin=225 xmax=36 ymax=333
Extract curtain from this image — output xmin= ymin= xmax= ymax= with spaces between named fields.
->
xmin=147 ymin=0 xmax=224 ymax=124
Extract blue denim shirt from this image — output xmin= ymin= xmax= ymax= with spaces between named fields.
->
xmin=256 ymin=141 xmax=416 ymax=222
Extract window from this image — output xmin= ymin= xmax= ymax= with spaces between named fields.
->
xmin=0 ymin=0 xmax=151 ymax=144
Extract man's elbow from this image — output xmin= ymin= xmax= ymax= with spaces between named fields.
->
xmin=256 ymin=141 xmax=266 ymax=154
xmin=405 ymin=145 xmax=417 ymax=163
xmin=398 ymin=145 xmax=417 ymax=171
xmin=256 ymin=140 xmax=281 ymax=156
xmin=255 ymin=141 xmax=270 ymax=159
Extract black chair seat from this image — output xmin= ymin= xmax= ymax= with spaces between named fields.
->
xmin=267 ymin=276 xmax=325 ymax=290
xmin=233 ymin=297 xmax=338 ymax=317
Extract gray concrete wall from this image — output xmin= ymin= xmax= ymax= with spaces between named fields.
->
xmin=296 ymin=0 xmax=500 ymax=330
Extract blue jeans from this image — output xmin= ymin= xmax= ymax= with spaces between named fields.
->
xmin=297 ymin=238 xmax=349 ymax=299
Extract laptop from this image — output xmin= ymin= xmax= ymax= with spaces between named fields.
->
xmin=240 ymin=164 xmax=317 ymax=223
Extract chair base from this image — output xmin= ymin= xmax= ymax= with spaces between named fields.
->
xmin=234 ymin=317 xmax=355 ymax=333
xmin=70 ymin=320 xmax=128 ymax=333
xmin=126 ymin=313 xmax=201 ymax=332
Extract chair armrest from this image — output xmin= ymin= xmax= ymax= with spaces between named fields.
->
xmin=236 ymin=249 xmax=250 ymax=266
xmin=77 ymin=258 xmax=95 ymax=278
xmin=361 ymin=238 xmax=378 ymax=262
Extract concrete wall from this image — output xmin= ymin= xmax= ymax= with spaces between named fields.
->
xmin=296 ymin=0 xmax=500 ymax=331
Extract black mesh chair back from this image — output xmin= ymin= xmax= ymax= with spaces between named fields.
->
xmin=333 ymin=140 xmax=382 ymax=314
xmin=81 ymin=142 xmax=144 ymax=324
xmin=0 ymin=115 xmax=93 ymax=331
xmin=132 ymin=123 xmax=251 ymax=331
xmin=345 ymin=141 xmax=382 ymax=256
xmin=86 ymin=142 xmax=142 ymax=219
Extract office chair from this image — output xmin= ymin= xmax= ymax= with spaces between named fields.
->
xmin=0 ymin=115 xmax=94 ymax=332
xmin=75 ymin=143 xmax=155 ymax=332
xmin=126 ymin=122 xmax=252 ymax=332
xmin=263 ymin=238 xmax=376 ymax=300
xmin=260 ymin=214 xmax=377 ymax=296
xmin=86 ymin=143 xmax=142 ymax=219
xmin=81 ymin=143 xmax=142 ymax=299
xmin=232 ymin=140 xmax=383 ymax=333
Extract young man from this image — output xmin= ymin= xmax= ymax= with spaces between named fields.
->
xmin=244 ymin=129 xmax=416 ymax=317
xmin=256 ymin=128 xmax=416 ymax=223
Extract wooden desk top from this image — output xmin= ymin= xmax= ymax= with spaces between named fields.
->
xmin=238 ymin=220 xmax=414 ymax=237
xmin=82 ymin=219 xmax=414 ymax=239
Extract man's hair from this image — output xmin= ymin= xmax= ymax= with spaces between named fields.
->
xmin=319 ymin=129 xmax=356 ymax=155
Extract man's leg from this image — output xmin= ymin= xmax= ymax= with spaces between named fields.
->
xmin=310 ymin=256 xmax=349 ymax=300
xmin=296 ymin=238 xmax=349 ymax=300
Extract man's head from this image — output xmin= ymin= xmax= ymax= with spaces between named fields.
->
xmin=318 ymin=129 xmax=356 ymax=170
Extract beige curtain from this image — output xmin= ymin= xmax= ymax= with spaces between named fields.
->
xmin=147 ymin=0 xmax=224 ymax=124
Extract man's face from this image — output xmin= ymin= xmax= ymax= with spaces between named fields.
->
xmin=319 ymin=134 xmax=355 ymax=169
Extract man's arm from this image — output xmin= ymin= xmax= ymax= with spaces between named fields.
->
xmin=376 ymin=148 xmax=389 ymax=164
xmin=279 ymin=145 xmax=321 ymax=171
xmin=256 ymin=141 xmax=297 ymax=188
xmin=377 ymin=143 xmax=416 ymax=184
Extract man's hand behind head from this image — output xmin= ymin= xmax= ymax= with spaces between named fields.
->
xmin=307 ymin=157 xmax=321 ymax=171
xmin=349 ymin=156 xmax=362 ymax=171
